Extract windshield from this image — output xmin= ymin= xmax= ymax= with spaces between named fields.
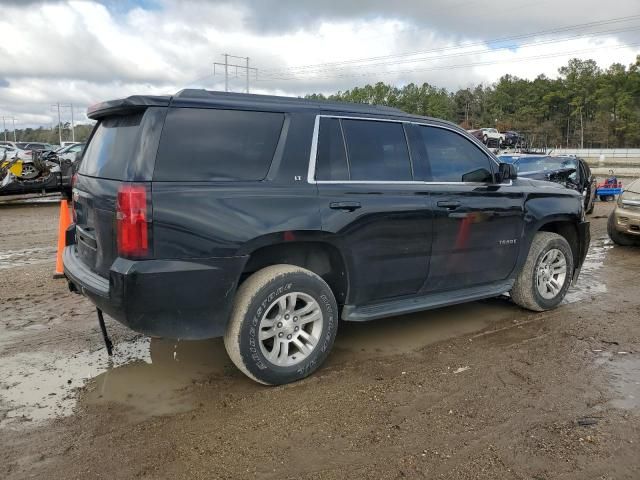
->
xmin=515 ymin=156 xmax=577 ymax=173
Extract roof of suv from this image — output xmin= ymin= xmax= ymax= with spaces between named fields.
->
xmin=87 ymin=89 xmax=419 ymax=120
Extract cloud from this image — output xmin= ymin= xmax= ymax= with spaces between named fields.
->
xmin=0 ymin=0 xmax=638 ymax=129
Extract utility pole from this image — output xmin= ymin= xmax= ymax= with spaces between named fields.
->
xmin=224 ymin=53 xmax=229 ymax=92
xmin=214 ymin=54 xmax=257 ymax=93
xmin=51 ymin=102 xmax=75 ymax=145
xmin=70 ymin=104 xmax=75 ymax=142
xmin=56 ymin=103 xmax=62 ymax=146
xmin=246 ymin=57 xmax=250 ymax=93
xmin=2 ymin=116 xmax=19 ymax=142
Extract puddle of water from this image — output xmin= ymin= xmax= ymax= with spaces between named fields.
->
xmin=0 ymin=336 xmax=233 ymax=428
xmin=564 ymin=237 xmax=612 ymax=304
xmin=333 ymin=298 xmax=515 ymax=359
xmin=0 ymin=338 xmax=150 ymax=428
xmin=594 ymin=352 xmax=640 ymax=411
xmin=0 ymin=246 xmax=56 ymax=270
xmin=84 ymin=338 xmax=232 ymax=419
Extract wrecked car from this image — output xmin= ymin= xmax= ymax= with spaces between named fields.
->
xmin=0 ymin=148 xmax=74 ymax=196
xmin=502 ymin=155 xmax=596 ymax=214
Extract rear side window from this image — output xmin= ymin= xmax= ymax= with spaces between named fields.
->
xmin=418 ymin=126 xmax=494 ymax=183
xmin=341 ymin=119 xmax=412 ymax=181
xmin=154 ymin=108 xmax=284 ymax=181
xmin=315 ymin=118 xmax=349 ymax=181
xmin=79 ymin=113 xmax=144 ymax=179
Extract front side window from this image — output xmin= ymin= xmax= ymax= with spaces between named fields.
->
xmin=341 ymin=119 xmax=412 ymax=181
xmin=418 ymin=126 xmax=494 ymax=183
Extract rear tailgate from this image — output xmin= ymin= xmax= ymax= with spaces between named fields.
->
xmin=73 ymin=107 xmax=165 ymax=277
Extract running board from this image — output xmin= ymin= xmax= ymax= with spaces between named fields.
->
xmin=341 ymin=281 xmax=514 ymax=322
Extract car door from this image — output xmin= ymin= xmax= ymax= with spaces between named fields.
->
xmin=407 ymin=123 xmax=526 ymax=292
xmin=579 ymin=159 xmax=595 ymax=211
xmin=312 ymin=115 xmax=434 ymax=306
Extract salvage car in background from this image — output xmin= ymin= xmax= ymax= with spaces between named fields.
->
xmin=501 ymin=130 xmax=525 ymax=147
xmin=16 ymin=142 xmax=55 ymax=152
xmin=467 ymin=128 xmax=504 ymax=146
xmin=0 ymin=147 xmax=73 ymax=196
xmin=608 ymin=178 xmax=640 ymax=246
xmin=501 ymin=154 xmax=596 ymax=214
xmin=56 ymin=142 xmax=84 ymax=161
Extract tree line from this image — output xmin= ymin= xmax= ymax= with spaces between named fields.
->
xmin=306 ymin=57 xmax=640 ymax=149
xmin=3 ymin=122 xmax=94 ymax=145
xmin=4 ymin=56 xmax=639 ymax=148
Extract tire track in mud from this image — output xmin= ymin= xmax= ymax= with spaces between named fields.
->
xmin=0 ymin=247 xmax=57 ymax=270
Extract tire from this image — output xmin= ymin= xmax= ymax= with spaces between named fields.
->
xmin=224 ymin=264 xmax=338 ymax=385
xmin=607 ymin=212 xmax=639 ymax=246
xmin=586 ymin=197 xmax=594 ymax=215
xmin=510 ymin=232 xmax=574 ymax=312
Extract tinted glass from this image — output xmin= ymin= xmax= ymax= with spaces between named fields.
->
xmin=78 ymin=113 xmax=144 ymax=179
xmin=315 ymin=117 xmax=349 ymax=181
xmin=341 ymin=119 xmax=412 ymax=181
xmin=154 ymin=108 xmax=284 ymax=182
xmin=418 ymin=126 xmax=493 ymax=183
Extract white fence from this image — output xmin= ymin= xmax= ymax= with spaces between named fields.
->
xmin=550 ymin=148 xmax=640 ymax=158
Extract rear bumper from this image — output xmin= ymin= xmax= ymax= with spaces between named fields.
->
xmin=64 ymin=245 xmax=247 ymax=339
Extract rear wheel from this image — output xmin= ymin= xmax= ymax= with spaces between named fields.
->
xmin=224 ymin=265 xmax=338 ymax=385
xmin=510 ymin=232 xmax=574 ymax=311
xmin=608 ymin=212 xmax=639 ymax=246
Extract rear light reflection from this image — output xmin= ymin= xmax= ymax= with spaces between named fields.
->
xmin=116 ymin=184 xmax=149 ymax=257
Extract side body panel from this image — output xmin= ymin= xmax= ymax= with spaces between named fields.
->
xmin=318 ymin=183 xmax=433 ymax=305
xmin=152 ymin=112 xmax=322 ymax=259
xmin=423 ymin=184 xmax=525 ymax=292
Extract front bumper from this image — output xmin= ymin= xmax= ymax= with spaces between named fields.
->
xmin=64 ymin=243 xmax=247 ymax=340
xmin=613 ymin=205 xmax=640 ymax=236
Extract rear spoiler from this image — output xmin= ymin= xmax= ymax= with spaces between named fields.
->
xmin=87 ymin=95 xmax=171 ymax=120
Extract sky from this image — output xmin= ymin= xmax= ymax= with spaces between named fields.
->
xmin=0 ymin=0 xmax=638 ymax=130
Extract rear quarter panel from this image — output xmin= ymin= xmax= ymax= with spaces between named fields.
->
xmin=151 ymin=111 xmax=321 ymax=259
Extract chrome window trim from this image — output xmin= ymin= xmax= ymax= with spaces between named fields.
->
xmin=307 ymin=114 xmax=507 ymax=186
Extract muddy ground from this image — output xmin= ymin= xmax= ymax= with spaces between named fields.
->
xmin=1 ymin=199 xmax=639 ymax=479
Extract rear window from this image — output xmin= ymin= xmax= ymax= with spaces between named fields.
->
xmin=153 ymin=108 xmax=284 ymax=182
xmin=78 ymin=113 xmax=144 ymax=179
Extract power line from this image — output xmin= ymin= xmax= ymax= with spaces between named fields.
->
xmin=213 ymin=54 xmax=258 ymax=93
xmin=258 ymin=14 xmax=640 ymax=77
xmin=259 ymin=24 xmax=640 ymax=80
xmin=256 ymin=42 xmax=640 ymax=83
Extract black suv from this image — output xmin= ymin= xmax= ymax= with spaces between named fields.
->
xmin=64 ymin=90 xmax=590 ymax=385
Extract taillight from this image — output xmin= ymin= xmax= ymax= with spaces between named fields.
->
xmin=116 ymin=184 xmax=149 ymax=257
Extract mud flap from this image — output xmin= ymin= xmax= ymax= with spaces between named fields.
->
xmin=96 ymin=308 xmax=113 ymax=356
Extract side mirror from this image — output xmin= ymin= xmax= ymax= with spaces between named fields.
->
xmin=497 ymin=162 xmax=517 ymax=183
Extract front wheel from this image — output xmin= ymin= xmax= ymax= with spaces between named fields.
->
xmin=510 ymin=232 xmax=574 ymax=311
xmin=224 ymin=265 xmax=338 ymax=385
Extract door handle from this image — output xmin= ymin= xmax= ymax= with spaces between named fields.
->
xmin=330 ymin=201 xmax=361 ymax=212
xmin=437 ymin=200 xmax=461 ymax=209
